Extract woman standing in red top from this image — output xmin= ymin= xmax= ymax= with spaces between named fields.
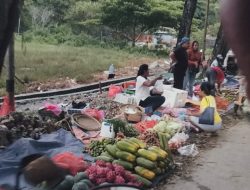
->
xmin=183 ymin=41 xmax=202 ymax=97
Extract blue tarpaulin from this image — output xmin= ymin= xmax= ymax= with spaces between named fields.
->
xmin=224 ymin=76 xmax=239 ymax=88
xmin=0 ymin=129 xmax=92 ymax=189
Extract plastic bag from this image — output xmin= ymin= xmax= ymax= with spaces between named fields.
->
xmin=44 ymin=103 xmax=62 ymax=116
xmin=52 ymin=152 xmax=87 ymax=175
xmin=0 ymin=96 xmax=15 ymax=116
xmin=108 ymin=85 xmax=123 ymax=98
xmin=168 ymin=132 xmax=189 ymax=150
xmin=135 ymin=120 xmax=157 ymax=133
xmin=178 ymin=144 xmax=199 ymax=157
xmin=83 ymin=108 xmax=105 ymax=121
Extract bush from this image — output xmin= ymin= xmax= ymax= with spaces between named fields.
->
xmin=22 ymin=31 xmax=33 ymax=42
xmin=20 ymin=25 xmax=167 ymax=58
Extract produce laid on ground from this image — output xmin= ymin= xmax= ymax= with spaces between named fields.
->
xmin=94 ymin=137 xmax=172 ymax=187
xmin=222 ymin=89 xmax=238 ymax=101
xmin=84 ymin=138 xmax=116 ymax=157
xmin=138 ymin=129 xmax=161 ymax=147
xmin=0 ymin=77 xmax=240 ymax=190
xmin=37 ymin=172 xmax=93 ymax=190
xmin=87 ymin=160 xmax=141 ymax=186
xmin=107 ymin=119 xmax=139 ymax=137
xmin=0 ymin=112 xmax=64 ymax=146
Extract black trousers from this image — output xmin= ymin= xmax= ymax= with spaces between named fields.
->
xmin=173 ymin=70 xmax=185 ymax=89
xmin=139 ymin=96 xmax=165 ymax=112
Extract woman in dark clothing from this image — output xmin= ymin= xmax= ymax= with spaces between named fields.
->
xmin=170 ymin=37 xmax=190 ymax=89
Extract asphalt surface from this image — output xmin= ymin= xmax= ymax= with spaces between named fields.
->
xmin=163 ymin=119 xmax=250 ymax=190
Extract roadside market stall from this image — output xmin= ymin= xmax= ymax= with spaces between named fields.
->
xmin=0 ymin=74 xmax=241 ymax=190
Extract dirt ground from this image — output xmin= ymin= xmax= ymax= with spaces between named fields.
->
xmin=25 ymin=58 xmax=168 ymax=93
xmin=155 ymin=115 xmax=250 ymax=190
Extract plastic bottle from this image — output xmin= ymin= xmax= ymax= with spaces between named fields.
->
xmin=109 ymin=64 xmax=115 ymax=74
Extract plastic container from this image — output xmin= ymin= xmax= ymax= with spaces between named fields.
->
xmin=113 ymin=93 xmax=137 ymax=105
xmin=100 ymin=121 xmax=115 ymax=138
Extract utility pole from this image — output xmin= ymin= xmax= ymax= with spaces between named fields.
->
xmin=202 ymin=0 xmax=210 ymax=58
xmin=6 ymin=35 xmax=15 ymax=112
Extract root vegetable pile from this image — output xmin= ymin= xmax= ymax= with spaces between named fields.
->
xmin=139 ymin=130 xmax=160 ymax=147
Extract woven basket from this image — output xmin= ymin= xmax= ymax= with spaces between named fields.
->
xmin=121 ymin=104 xmax=144 ymax=123
xmin=71 ymin=113 xmax=101 ymax=131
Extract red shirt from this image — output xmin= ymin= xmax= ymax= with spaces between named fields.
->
xmin=212 ymin=66 xmax=225 ymax=83
xmin=187 ymin=49 xmax=202 ymax=67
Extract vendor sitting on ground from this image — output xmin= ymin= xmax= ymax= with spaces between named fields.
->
xmin=135 ymin=64 xmax=165 ymax=112
xmin=203 ymin=61 xmax=225 ymax=96
xmin=187 ymin=82 xmax=222 ymax=132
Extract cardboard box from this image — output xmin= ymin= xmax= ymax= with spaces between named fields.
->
xmin=162 ymin=88 xmax=188 ymax=108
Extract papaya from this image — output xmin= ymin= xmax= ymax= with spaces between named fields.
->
xmin=106 ymin=144 xmax=118 ymax=158
xmin=112 ymin=160 xmax=134 ymax=170
xmin=135 ymin=166 xmax=155 ymax=180
xmin=153 ymin=167 xmax=162 ymax=175
xmin=137 ymin=149 xmax=158 ymax=161
xmin=132 ymin=174 xmax=152 ymax=187
xmin=116 ymin=141 xmax=138 ymax=153
xmin=116 ymin=151 xmax=136 ymax=162
xmin=148 ymin=146 xmax=168 ymax=159
xmin=158 ymin=161 xmax=166 ymax=168
xmin=72 ymin=181 xmax=89 ymax=190
xmin=129 ymin=138 xmax=147 ymax=149
xmin=74 ymin=172 xmax=88 ymax=183
xmin=79 ymin=179 xmax=93 ymax=187
xmin=123 ymin=139 xmax=140 ymax=149
xmin=55 ymin=175 xmax=74 ymax=190
xmin=136 ymin=157 xmax=157 ymax=170
xmin=95 ymin=156 xmax=113 ymax=162
xmin=101 ymin=151 xmax=114 ymax=159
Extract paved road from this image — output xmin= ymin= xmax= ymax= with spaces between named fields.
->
xmin=163 ymin=119 xmax=250 ymax=190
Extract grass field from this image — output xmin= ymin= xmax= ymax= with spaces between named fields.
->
xmin=0 ymin=40 xmax=156 ymax=94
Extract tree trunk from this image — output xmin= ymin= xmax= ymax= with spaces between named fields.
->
xmin=0 ymin=0 xmax=20 ymax=75
xmin=212 ymin=24 xmax=229 ymax=61
xmin=132 ymin=21 xmax=136 ymax=47
xmin=177 ymin=0 xmax=197 ymax=45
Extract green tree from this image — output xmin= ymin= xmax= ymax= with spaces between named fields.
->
xmin=65 ymin=1 xmax=102 ymax=35
xmin=102 ymin=0 xmax=183 ymax=46
xmin=146 ymin=0 xmax=183 ymax=30
xmin=31 ymin=0 xmax=74 ymax=24
xmin=177 ymin=0 xmax=197 ymax=43
xmin=102 ymin=0 xmax=151 ymax=47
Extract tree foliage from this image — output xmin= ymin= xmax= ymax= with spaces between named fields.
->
xmin=17 ymin=0 xmax=219 ymax=47
xmin=101 ymin=0 xmax=183 ymax=46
